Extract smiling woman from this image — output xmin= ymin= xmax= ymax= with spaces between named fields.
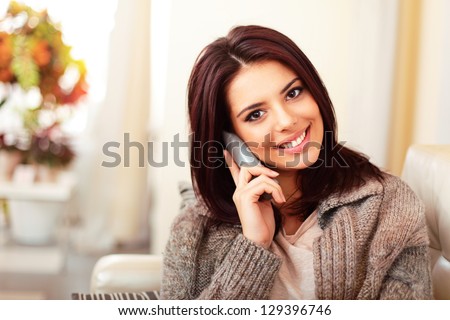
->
xmin=227 ymin=61 xmax=323 ymax=170
xmin=160 ymin=25 xmax=432 ymax=300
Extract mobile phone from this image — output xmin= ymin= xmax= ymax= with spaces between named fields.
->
xmin=223 ymin=131 xmax=274 ymax=201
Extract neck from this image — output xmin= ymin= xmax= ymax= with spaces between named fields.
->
xmin=275 ymin=169 xmax=301 ymax=198
xmin=272 ymin=169 xmax=302 ymax=217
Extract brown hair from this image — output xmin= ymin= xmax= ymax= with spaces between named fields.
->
xmin=188 ymin=25 xmax=383 ymax=227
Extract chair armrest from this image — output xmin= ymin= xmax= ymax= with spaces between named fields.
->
xmin=90 ymin=254 xmax=162 ymax=294
xmin=402 ymin=144 xmax=450 ymax=299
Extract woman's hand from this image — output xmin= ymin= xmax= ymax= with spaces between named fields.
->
xmin=224 ymin=150 xmax=286 ymax=249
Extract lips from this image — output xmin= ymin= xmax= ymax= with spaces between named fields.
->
xmin=277 ymin=127 xmax=309 ymax=149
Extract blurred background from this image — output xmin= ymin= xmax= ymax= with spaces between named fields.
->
xmin=0 ymin=0 xmax=449 ymax=298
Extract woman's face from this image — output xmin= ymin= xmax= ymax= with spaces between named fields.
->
xmin=226 ymin=60 xmax=323 ymax=171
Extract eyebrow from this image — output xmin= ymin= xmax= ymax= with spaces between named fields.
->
xmin=280 ymin=77 xmax=300 ymax=94
xmin=236 ymin=77 xmax=301 ymax=118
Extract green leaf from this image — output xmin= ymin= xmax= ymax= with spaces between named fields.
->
xmin=10 ymin=35 xmax=40 ymax=90
xmin=22 ymin=108 xmax=40 ymax=131
xmin=0 ymin=98 xmax=6 ymax=109
xmin=11 ymin=55 xmax=40 ymax=90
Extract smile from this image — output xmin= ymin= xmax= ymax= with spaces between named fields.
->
xmin=277 ymin=127 xmax=309 ymax=149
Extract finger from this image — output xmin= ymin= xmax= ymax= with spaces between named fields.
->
xmin=240 ymin=175 xmax=286 ymax=203
xmin=237 ymin=165 xmax=279 ymax=188
xmin=256 ymin=176 xmax=285 ymax=204
xmin=223 ymin=150 xmax=240 ymax=185
xmin=245 ymin=177 xmax=286 ymax=204
xmin=242 ymin=165 xmax=279 ymax=179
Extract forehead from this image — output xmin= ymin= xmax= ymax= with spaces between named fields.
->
xmin=226 ymin=60 xmax=297 ymax=108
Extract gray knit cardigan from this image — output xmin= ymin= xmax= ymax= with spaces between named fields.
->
xmin=160 ymin=174 xmax=432 ymax=299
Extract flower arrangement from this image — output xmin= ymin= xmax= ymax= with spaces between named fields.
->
xmin=0 ymin=1 xmax=87 ymax=174
xmin=29 ymin=126 xmax=75 ymax=168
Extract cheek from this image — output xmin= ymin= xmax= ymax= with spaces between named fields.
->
xmin=295 ymin=101 xmax=320 ymax=118
xmin=235 ymin=123 xmax=269 ymax=143
xmin=245 ymin=132 xmax=271 ymax=160
xmin=249 ymin=146 xmax=266 ymax=161
xmin=300 ymin=103 xmax=323 ymax=134
xmin=250 ymin=146 xmax=277 ymax=166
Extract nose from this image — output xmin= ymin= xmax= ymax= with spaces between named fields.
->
xmin=273 ymin=105 xmax=297 ymax=132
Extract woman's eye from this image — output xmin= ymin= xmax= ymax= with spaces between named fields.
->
xmin=286 ymin=87 xmax=303 ymax=100
xmin=245 ymin=110 xmax=265 ymax=122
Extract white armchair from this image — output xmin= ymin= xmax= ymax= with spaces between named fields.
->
xmin=90 ymin=254 xmax=162 ymax=294
xmin=401 ymin=144 xmax=450 ymax=299
xmin=89 ymin=145 xmax=450 ymax=299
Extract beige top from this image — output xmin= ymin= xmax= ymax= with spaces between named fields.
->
xmin=269 ymin=210 xmax=323 ymax=299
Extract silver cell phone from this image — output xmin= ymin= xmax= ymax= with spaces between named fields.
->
xmin=223 ymin=131 xmax=273 ymax=201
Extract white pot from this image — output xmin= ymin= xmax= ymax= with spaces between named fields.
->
xmin=12 ymin=164 xmax=37 ymax=184
xmin=35 ymin=165 xmax=61 ymax=183
xmin=9 ymin=200 xmax=64 ymax=245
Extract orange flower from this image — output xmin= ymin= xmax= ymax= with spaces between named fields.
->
xmin=1 ymin=2 xmax=88 ymax=104
xmin=0 ymin=67 xmax=13 ymax=82
xmin=62 ymin=80 xmax=88 ymax=104
xmin=0 ymin=32 xmax=12 ymax=67
xmin=0 ymin=33 xmax=13 ymax=82
xmin=32 ymin=40 xmax=52 ymax=67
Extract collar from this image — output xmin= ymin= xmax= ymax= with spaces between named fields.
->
xmin=317 ymin=176 xmax=385 ymax=229
xmin=183 ymin=175 xmax=388 ymax=227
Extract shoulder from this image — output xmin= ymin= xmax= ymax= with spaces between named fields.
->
xmin=164 ymin=199 xmax=220 ymax=264
xmin=320 ymin=172 xmax=422 ymax=209
xmin=375 ymin=173 xmax=426 ymax=234
xmin=170 ymin=180 xmax=239 ymax=242
xmin=379 ymin=172 xmax=422 ymax=204
xmin=170 ymin=181 xmax=212 ymax=229
xmin=165 ymin=194 xmax=242 ymax=274
xmin=356 ymin=174 xmax=429 ymax=250
xmin=360 ymin=172 xmax=424 ymax=216
xmin=170 ymin=200 xmax=211 ymax=236
xmin=318 ymin=172 xmax=425 ymax=229
xmin=172 ymin=199 xmax=241 ymax=239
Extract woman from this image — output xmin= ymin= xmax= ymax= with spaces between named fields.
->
xmin=160 ymin=25 xmax=432 ymax=299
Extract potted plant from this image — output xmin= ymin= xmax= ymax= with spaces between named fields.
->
xmin=0 ymin=1 xmax=86 ymax=245
xmin=0 ymin=1 xmax=87 ymax=180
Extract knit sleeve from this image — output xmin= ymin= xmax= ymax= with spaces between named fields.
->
xmin=160 ymin=202 xmax=282 ymax=300
xmin=197 ymin=233 xmax=282 ymax=299
xmin=159 ymin=202 xmax=207 ymax=299
xmin=377 ymin=177 xmax=433 ymax=299
xmin=379 ymin=245 xmax=432 ymax=299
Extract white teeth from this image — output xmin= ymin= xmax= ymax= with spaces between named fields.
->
xmin=279 ymin=130 xmax=307 ymax=149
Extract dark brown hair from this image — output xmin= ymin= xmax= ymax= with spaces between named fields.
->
xmin=188 ymin=25 xmax=383 ymax=226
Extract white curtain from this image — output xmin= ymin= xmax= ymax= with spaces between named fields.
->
xmin=74 ymin=0 xmax=151 ymax=252
xmin=413 ymin=0 xmax=450 ymax=145
xmin=341 ymin=0 xmax=398 ymax=169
